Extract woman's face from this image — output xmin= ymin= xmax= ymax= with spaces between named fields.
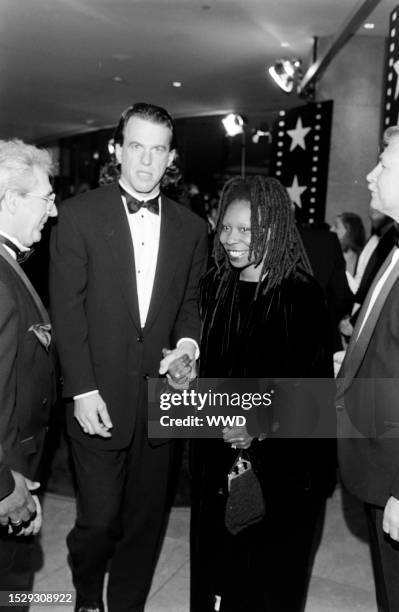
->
xmin=219 ymin=199 xmax=255 ymax=270
xmin=331 ymin=216 xmax=348 ymax=247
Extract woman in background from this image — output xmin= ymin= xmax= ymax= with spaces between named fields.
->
xmin=332 ymin=212 xmax=366 ymax=293
xmin=190 ymin=176 xmax=336 ymax=612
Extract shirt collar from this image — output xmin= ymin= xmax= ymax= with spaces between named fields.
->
xmin=0 ymin=230 xmax=30 ymax=253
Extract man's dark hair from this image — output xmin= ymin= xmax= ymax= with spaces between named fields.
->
xmin=213 ymin=175 xmax=312 ymax=296
xmin=114 ymin=102 xmax=177 ymax=149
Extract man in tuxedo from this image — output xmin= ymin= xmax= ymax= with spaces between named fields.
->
xmin=0 ymin=139 xmax=57 ymax=597
xmin=337 ymin=126 xmax=399 ymax=611
xmin=49 ymin=103 xmax=208 ymax=612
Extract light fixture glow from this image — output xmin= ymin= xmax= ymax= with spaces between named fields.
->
xmin=281 ymin=42 xmax=290 ymax=48
xmin=364 ymin=22 xmax=375 ymax=29
xmin=222 ymin=113 xmax=245 ymax=136
xmin=172 ymin=81 xmax=182 ymax=87
xmin=268 ymin=58 xmax=302 ymax=93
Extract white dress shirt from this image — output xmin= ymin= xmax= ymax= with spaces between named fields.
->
xmin=357 ymin=247 xmax=399 ymax=339
xmin=121 ymin=181 xmax=161 ymax=328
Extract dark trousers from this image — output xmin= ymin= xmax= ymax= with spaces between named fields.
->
xmin=0 ymin=532 xmax=35 ymax=612
xmin=190 ymin=439 xmax=326 ymax=612
xmin=68 ymin=420 xmax=172 ymax=612
xmin=365 ymin=503 xmax=399 ymax=612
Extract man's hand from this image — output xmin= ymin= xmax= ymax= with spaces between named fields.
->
xmin=383 ymin=496 xmax=399 ymax=541
xmin=74 ymin=393 xmax=112 ymax=438
xmin=222 ymin=425 xmax=253 ymax=450
xmin=159 ymin=342 xmax=197 ymax=389
xmin=0 ymin=471 xmax=39 ymax=533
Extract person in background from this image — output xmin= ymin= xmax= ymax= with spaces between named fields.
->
xmin=332 ymin=212 xmax=366 ymax=294
xmin=49 ymin=102 xmax=208 ymax=612
xmin=0 ymin=139 xmax=57 ymax=604
xmin=299 ymin=221 xmax=353 ymax=354
xmin=190 ymin=176 xmax=335 ymax=612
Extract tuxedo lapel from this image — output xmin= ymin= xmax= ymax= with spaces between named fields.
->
xmin=98 ymin=185 xmax=141 ymax=332
xmin=144 ymin=195 xmax=182 ymax=332
xmin=337 ymin=247 xmax=399 ymax=396
xmin=0 ymin=245 xmax=49 ymax=323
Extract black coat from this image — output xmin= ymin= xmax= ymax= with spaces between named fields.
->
xmin=337 ymin=250 xmax=399 ymax=508
xmin=0 ymin=246 xmax=56 ymax=485
xmin=190 ymin=265 xmax=336 ymax=611
xmin=49 ymin=183 xmax=208 ymax=449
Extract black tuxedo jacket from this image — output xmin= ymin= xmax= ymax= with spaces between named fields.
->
xmin=337 ymin=249 xmax=399 ymax=507
xmin=0 ymin=245 xmax=56 ymax=487
xmin=49 ymin=184 xmax=208 ymax=449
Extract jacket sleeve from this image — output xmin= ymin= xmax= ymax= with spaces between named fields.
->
xmin=0 ymin=447 xmax=14 ymax=500
xmin=172 ymin=221 xmax=209 ymax=346
xmin=0 ymin=281 xmax=30 ymax=476
xmin=49 ymin=205 xmax=96 ymax=398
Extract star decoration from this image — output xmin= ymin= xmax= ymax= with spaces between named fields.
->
xmin=394 ymin=59 xmax=399 ymax=100
xmin=287 ymin=176 xmax=307 ymax=208
xmin=287 ymin=117 xmax=311 ymax=152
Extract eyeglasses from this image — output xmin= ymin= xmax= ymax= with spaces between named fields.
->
xmin=23 ymin=192 xmax=56 ymax=212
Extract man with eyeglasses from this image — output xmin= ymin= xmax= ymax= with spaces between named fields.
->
xmin=0 ymin=139 xmax=57 ymax=603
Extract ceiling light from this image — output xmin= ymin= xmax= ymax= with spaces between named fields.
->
xmin=364 ymin=22 xmax=375 ymax=29
xmin=112 ymin=75 xmax=124 ymax=83
xmin=281 ymin=42 xmax=290 ymax=48
xmin=252 ymin=126 xmax=271 ymax=144
xmin=222 ymin=113 xmax=245 ymax=136
xmin=172 ymin=81 xmax=182 ymax=88
xmin=268 ymin=58 xmax=302 ymax=93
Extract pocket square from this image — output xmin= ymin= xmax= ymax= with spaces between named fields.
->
xmin=28 ymin=323 xmax=52 ymax=351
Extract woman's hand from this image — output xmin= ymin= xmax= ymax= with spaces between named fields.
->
xmin=222 ymin=425 xmax=253 ymax=450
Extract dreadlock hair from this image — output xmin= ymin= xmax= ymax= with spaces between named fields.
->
xmin=213 ymin=175 xmax=313 ymax=297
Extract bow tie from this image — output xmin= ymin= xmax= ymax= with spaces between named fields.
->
xmin=0 ymin=235 xmax=34 ymax=264
xmin=119 ymin=186 xmax=159 ymax=215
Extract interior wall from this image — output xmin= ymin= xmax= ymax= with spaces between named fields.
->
xmin=317 ymin=34 xmax=386 ymax=233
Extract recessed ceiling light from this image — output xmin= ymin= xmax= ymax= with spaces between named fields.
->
xmin=111 ymin=54 xmax=132 ymax=62
xmin=364 ymin=22 xmax=375 ymax=29
xmin=85 ymin=118 xmax=95 ymax=125
xmin=281 ymin=42 xmax=290 ymax=47
xmin=172 ymin=81 xmax=182 ymax=88
xmin=112 ymin=75 xmax=124 ymax=83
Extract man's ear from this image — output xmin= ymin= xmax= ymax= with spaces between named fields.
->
xmin=2 ymin=190 xmax=18 ymax=214
xmin=115 ymin=143 xmax=122 ymax=165
xmin=167 ymin=149 xmax=176 ymax=168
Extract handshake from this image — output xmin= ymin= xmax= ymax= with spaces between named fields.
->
xmin=159 ymin=342 xmax=197 ymax=389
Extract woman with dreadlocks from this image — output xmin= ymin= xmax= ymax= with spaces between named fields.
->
xmin=190 ymin=176 xmax=336 ymax=612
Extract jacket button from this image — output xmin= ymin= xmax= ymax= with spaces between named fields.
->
xmin=143 ymin=373 xmax=149 ymax=380
xmin=42 ymin=398 xmax=48 ymax=406
xmin=137 ymin=335 xmax=144 ymax=343
xmin=336 ymin=404 xmax=343 ymax=412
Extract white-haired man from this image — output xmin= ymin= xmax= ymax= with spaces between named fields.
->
xmin=338 ymin=126 xmax=399 ymax=611
xmin=0 ymin=139 xmax=57 ymax=600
